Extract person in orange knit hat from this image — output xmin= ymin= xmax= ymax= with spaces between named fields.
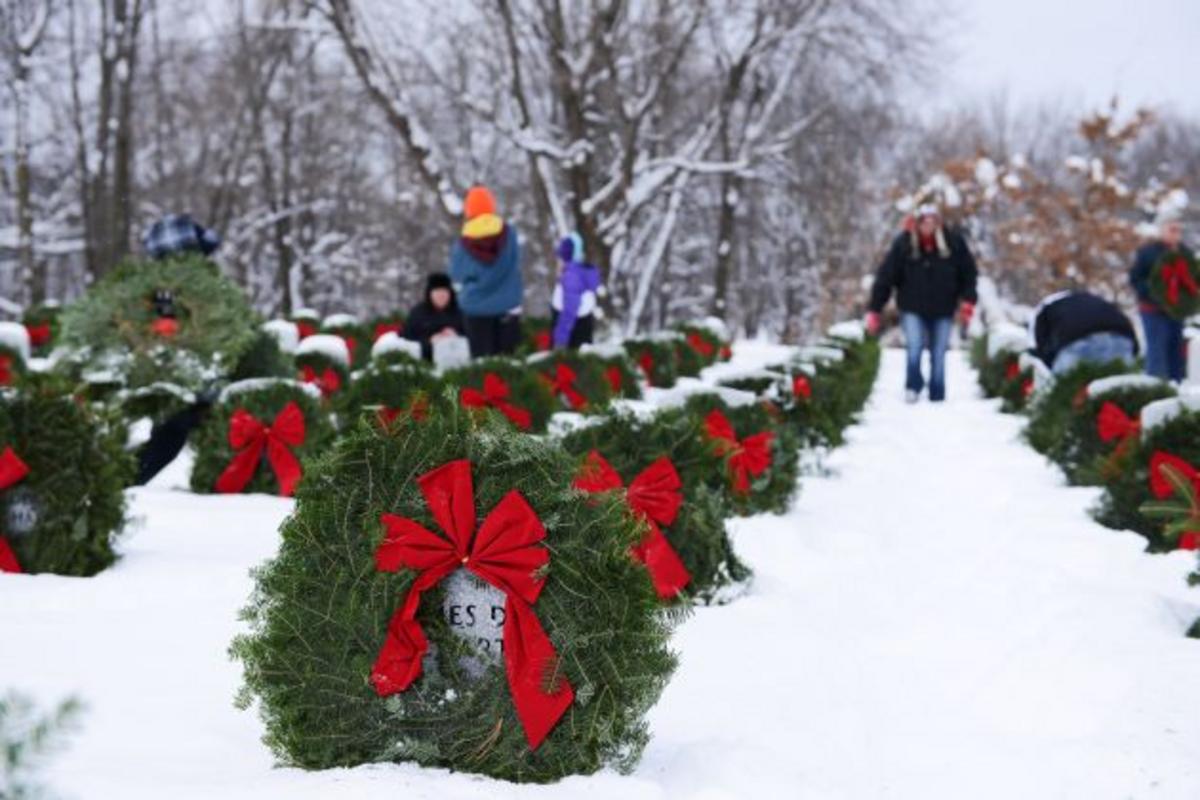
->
xmin=449 ymin=186 xmax=524 ymax=357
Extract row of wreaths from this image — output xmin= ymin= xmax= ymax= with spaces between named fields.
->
xmin=0 ymin=254 xmax=882 ymax=783
xmin=972 ymin=324 xmax=1200 ymax=636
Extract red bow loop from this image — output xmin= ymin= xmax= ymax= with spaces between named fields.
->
xmin=604 ymin=365 xmax=623 ymax=394
xmin=573 ymin=450 xmax=624 ymax=494
xmin=25 ymin=323 xmax=50 ymax=347
xmin=793 ymin=375 xmax=812 ymax=401
xmin=625 ymin=457 xmax=683 ymax=528
xmin=637 ymin=352 xmax=654 ymax=380
xmin=371 ymin=459 xmax=572 ymax=749
xmin=0 ymin=355 xmax=15 ymax=387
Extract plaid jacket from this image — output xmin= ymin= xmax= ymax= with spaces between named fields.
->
xmin=141 ymin=214 xmax=221 ymax=259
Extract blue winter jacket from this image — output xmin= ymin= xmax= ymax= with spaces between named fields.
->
xmin=449 ymin=226 xmax=524 ymax=317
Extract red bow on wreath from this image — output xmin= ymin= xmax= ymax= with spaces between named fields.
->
xmin=0 ymin=355 xmax=14 ymax=387
xmin=0 ymin=447 xmax=31 ymax=573
xmin=1097 ymin=402 xmax=1141 ymax=447
xmin=372 ymin=459 xmax=573 ymax=749
xmin=533 ymin=331 xmax=552 ymax=352
xmin=215 ymin=402 xmax=306 ymax=496
xmin=25 ymin=323 xmax=50 ymax=348
xmin=1160 ymin=257 xmax=1199 ymax=307
xmin=637 ymin=352 xmax=655 ymax=381
xmin=704 ymin=410 xmax=773 ymax=495
xmin=793 ymin=375 xmax=812 ymax=401
xmin=1021 ymin=378 xmax=1034 ymax=399
xmin=150 ymin=317 xmax=179 ymax=338
xmin=295 ymin=320 xmax=316 ymax=340
xmin=604 ymin=365 xmax=624 ymax=394
xmin=1004 ymin=360 xmax=1021 ymax=381
xmin=377 ymin=396 xmax=430 ymax=428
xmin=574 ymin=451 xmax=691 ymax=599
xmin=687 ymin=332 xmax=715 ymax=359
xmin=1148 ymin=451 xmax=1200 ymax=550
xmin=460 ymin=373 xmax=532 ymax=430
xmin=541 ymin=364 xmax=588 ymax=411
xmin=374 ymin=322 xmax=402 ymax=342
xmin=300 ymin=365 xmax=342 ymax=397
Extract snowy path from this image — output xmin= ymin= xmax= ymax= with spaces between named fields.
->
xmin=3 ymin=349 xmax=1200 ymax=799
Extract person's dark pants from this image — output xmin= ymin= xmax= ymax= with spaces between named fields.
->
xmin=900 ymin=312 xmax=953 ymax=401
xmin=1140 ymin=310 xmax=1185 ymax=381
xmin=135 ymin=402 xmax=210 ymax=485
xmin=549 ymin=311 xmax=595 ymax=349
xmin=464 ymin=313 xmax=521 ymax=358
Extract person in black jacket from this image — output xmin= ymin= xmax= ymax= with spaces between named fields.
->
xmin=1129 ymin=218 xmax=1191 ymax=381
xmin=1029 ymin=291 xmax=1138 ymax=374
xmin=866 ymin=205 xmax=978 ymax=402
xmin=404 ymin=272 xmax=466 ymax=361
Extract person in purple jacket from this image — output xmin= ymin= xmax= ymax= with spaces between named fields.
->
xmin=551 ymin=233 xmax=602 ymax=349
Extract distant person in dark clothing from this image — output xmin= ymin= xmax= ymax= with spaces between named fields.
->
xmin=866 ymin=205 xmax=978 ymax=402
xmin=142 ymin=213 xmax=222 ymax=260
xmin=550 ymin=233 xmax=601 ymax=349
xmin=1029 ymin=291 xmax=1138 ymax=374
xmin=404 ymin=273 xmax=465 ymax=361
xmin=449 ymin=186 xmax=523 ymax=357
xmin=1130 ymin=218 xmax=1192 ymax=381
xmin=133 ymin=215 xmax=224 ymax=486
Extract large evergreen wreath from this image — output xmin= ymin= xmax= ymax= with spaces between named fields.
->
xmin=1051 ymin=379 xmax=1175 ymax=485
xmin=56 ymin=255 xmax=258 ymax=393
xmin=232 ymin=410 xmax=677 ymax=782
xmin=0 ymin=376 xmax=131 ymax=576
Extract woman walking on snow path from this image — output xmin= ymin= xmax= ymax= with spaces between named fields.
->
xmin=449 ymin=185 xmax=524 ymax=357
xmin=866 ymin=204 xmax=978 ymax=403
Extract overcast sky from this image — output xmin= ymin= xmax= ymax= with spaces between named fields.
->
xmin=942 ymin=0 xmax=1200 ymax=115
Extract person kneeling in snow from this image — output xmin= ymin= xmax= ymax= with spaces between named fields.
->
xmin=865 ymin=204 xmax=978 ymax=403
xmin=1029 ymin=291 xmax=1138 ymax=375
xmin=404 ymin=273 xmax=465 ymax=361
xmin=550 ymin=233 xmax=601 ymax=349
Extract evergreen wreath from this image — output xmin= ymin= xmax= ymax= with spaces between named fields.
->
xmin=441 ymin=358 xmax=558 ymax=434
xmin=0 ymin=375 xmax=131 ymax=576
xmin=231 ymin=409 xmax=677 ymax=782
xmin=1147 ymin=247 xmax=1200 ymax=321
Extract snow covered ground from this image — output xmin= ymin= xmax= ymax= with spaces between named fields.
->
xmin=3 ymin=348 xmax=1200 ymax=799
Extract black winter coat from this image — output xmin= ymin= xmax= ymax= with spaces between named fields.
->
xmin=1030 ymin=291 xmax=1138 ymax=368
xmin=405 ymin=301 xmax=465 ymax=361
xmin=869 ymin=230 xmax=979 ymax=319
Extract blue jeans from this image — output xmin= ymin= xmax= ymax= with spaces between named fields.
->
xmin=1140 ymin=311 xmax=1185 ymax=381
xmin=1051 ymin=332 xmax=1136 ymax=375
xmin=900 ymin=313 xmax=953 ymax=401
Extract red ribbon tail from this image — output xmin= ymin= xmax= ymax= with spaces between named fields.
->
xmin=632 ymin=522 xmax=691 ymax=599
xmin=215 ymin=439 xmax=266 ymax=494
xmin=502 ymin=597 xmax=574 ymax=750
xmin=0 ymin=537 xmax=22 ymax=573
xmin=266 ymin=439 xmax=303 ymax=497
xmin=498 ymin=402 xmax=533 ymax=431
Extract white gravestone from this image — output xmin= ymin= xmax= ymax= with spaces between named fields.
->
xmin=433 ymin=336 xmax=471 ymax=370
xmin=441 ymin=569 xmax=507 ymax=680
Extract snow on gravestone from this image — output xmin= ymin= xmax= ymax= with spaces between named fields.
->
xmin=432 ymin=336 xmax=471 ymax=370
xmin=440 ymin=569 xmax=507 ymax=680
